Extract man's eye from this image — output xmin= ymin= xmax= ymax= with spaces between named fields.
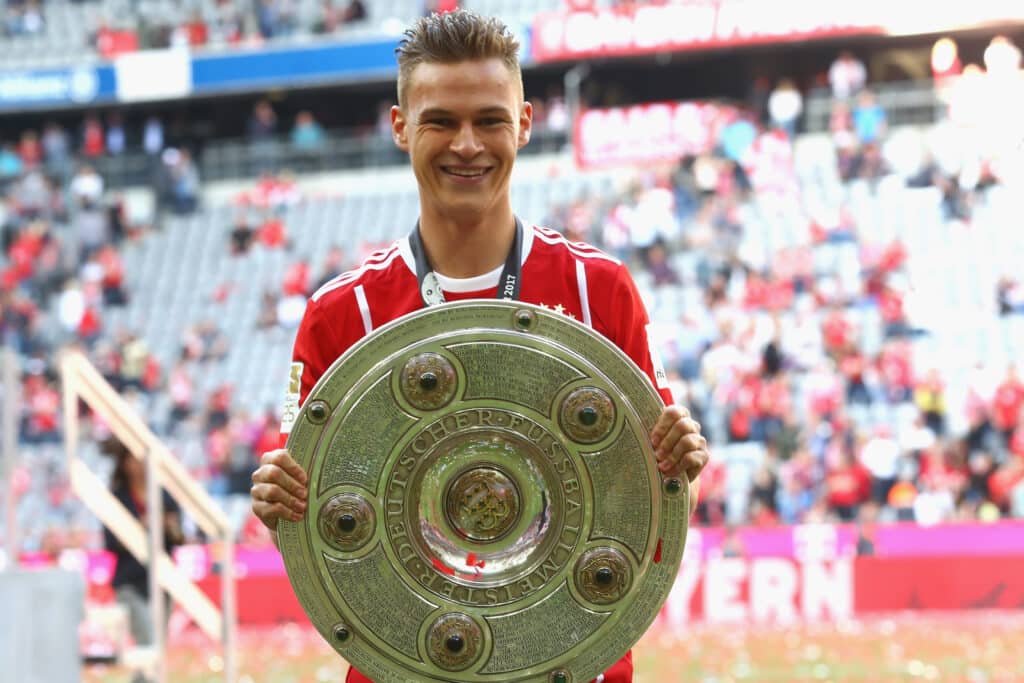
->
xmin=426 ymin=119 xmax=454 ymax=127
xmin=479 ymin=118 xmax=505 ymax=126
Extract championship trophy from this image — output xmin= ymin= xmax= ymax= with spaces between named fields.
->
xmin=279 ymin=301 xmax=689 ymax=682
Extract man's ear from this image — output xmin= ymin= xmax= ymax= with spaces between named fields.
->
xmin=391 ymin=105 xmax=409 ymax=152
xmin=518 ymin=100 xmax=533 ymax=148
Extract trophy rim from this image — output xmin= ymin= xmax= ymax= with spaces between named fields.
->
xmin=281 ymin=300 xmax=689 ymax=682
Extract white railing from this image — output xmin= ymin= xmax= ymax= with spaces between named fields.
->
xmin=60 ymin=349 xmax=237 ymax=683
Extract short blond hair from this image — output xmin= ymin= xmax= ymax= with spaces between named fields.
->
xmin=395 ymin=10 xmax=522 ymax=109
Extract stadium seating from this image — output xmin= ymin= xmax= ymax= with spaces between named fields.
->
xmin=10 ymin=122 xmax=1024 ymax=549
xmin=0 ymin=0 xmax=575 ymax=69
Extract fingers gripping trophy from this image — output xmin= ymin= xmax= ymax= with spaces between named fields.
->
xmin=250 ymin=10 xmax=710 ymax=683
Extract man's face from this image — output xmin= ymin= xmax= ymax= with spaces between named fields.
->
xmin=392 ymin=59 xmax=532 ymax=224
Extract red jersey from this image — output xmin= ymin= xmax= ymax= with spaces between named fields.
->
xmin=992 ymin=379 xmax=1024 ymax=431
xmin=283 ymin=223 xmax=672 ymax=683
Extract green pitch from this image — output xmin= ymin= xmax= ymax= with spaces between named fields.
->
xmin=83 ymin=612 xmax=1024 ymax=682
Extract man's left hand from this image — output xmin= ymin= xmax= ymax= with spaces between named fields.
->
xmin=650 ymin=404 xmax=709 ymax=480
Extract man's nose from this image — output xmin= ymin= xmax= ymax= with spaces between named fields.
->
xmin=449 ymin=122 xmax=484 ymax=157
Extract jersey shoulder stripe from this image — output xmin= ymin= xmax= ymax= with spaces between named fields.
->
xmin=311 ymin=244 xmax=402 ymax=302
xmin=532 ymin=226 xmax=620 ymax=264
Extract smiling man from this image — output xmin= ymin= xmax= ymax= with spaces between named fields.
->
xmin=250 ymin=10 xmax=710 ymax=683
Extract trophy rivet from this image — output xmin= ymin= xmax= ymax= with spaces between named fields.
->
xmin=665 ymin=478 xmax=682 ymax=494
xmin=551 ymin=671 xmax=569 ymax=683
xmin=428 ymin=614 xmax=482 ymax=671
xmin=419 ymin=372 xmax=438 ymax=390
xmin=309 ymin=401 xmax=328 ymax=423
xmin=578 ymin=406 xmax=598 ymax=426
xmin=515 ymin=310 xmax=533 ymax=329
xmin=595 ymin=567 xmax=614 ymax=585
xmin=334 ymin=626 xmax=350 ymax=642
xmin=321 ymin=494 xmax=374 ymax=552
xmin=337 ymin=514 xmax=357 ymax=533
xmin=445 ymin=634 xmax=464 ymax=653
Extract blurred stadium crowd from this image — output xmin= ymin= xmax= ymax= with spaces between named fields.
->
xmin=2 ymin=1 xmax=1024 ymax=559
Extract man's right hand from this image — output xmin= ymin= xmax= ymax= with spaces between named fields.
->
xmin=251 ymin=449 xmax=309 ymax=532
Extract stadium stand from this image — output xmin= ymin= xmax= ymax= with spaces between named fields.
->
xmin=2 ymin=2 xmax=1023 ymax=564
xmin=0 ymin=0 xmax=564 ymax=67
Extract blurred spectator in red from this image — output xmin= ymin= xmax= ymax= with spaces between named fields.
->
xmin=826 ymin=448 xmax=871 ymax=521
xmin=17 ymin=130 xmax=42 ymax=169
xmin=821 ymin=305 xmax=852 ymax=360
xmin=423 ymin=0 xmax=459 ymax=16
xmin=77 ymin=304 xmax=102 ymax=345
xmin=241 ymin=171 xmax=302 ymax=211
xmin=877 ymin=339 xmax=914 ymax=403
xmin=693 ymin=457 xmax=726 ymax=526
xmin=95 ymin=245 xmax=127 ymax=306
xmin=919 ymin=444 xmax=966 ymax=496
xmin=205 ymin=384 xmax=233 ymax=433
xmin=748 ymin=499 xmax=779 ymax=527
xmin=182 ymin=11 xmax=209 ymax=46
xmin=254 ymin=409 xmax=281 ymax=458
xmin=992 ymin=365 xmax=1024 ymax=445
xmin=282 ymin=258 xmax=310 ymax=297
xmin=727 ymin=373 xmax=758 ymax=442
xmin=257 ymin=214 xmax=287 ymax=248
xmin=94 ymin=22 xmax=139 ymax=59
xmin=81 ymin=115 xmax=105 ymax=158
xmin=21 ymin=373 xmax=60 ymax=443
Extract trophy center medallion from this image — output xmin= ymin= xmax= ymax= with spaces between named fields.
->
xmin=384 ymin=407 xmax=586 ymax=606
xmin=445 ymin=466 xmax=521 ymax=543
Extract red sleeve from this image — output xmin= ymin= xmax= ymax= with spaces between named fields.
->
xmin=597 ymin=264 xmax=674 ymax=406
xmin=292 ymin=298 xmax=345 ymax=405
xmin=280 ymin=295 xmax=358 ymax=441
